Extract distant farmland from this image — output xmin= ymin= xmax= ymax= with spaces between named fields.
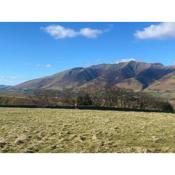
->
xmin=0 ymin=108 xmax=175 ymax=153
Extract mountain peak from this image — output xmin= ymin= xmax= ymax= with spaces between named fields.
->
xmin=15 ymin=61 xmax=175 ymax=91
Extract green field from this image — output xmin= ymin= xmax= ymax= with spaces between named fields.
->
xmin=0 ymin=108 xmax=175 ymax=153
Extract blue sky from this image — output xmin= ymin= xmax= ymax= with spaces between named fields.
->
xmin=0 ymin=22 xmax=175 ymax=85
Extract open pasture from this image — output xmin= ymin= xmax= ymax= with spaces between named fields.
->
xmin=0 ymin=108 xmax=175 ymax=153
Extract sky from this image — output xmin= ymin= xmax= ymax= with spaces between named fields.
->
xmin=0 ymin=22 xmax=175 ymax=85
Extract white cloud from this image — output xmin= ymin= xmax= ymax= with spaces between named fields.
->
xmin=80 ymin=28 xmax=102 ymax=38
xmin=42 ymin=25 xmax=103 ymax=39
xmin=42 ymin=25 xmax=78 ymax=39
xmin=135 ymin=22 xmax=175 ymax=39
xmin=116 ymin=58 xmax=136 ymax=63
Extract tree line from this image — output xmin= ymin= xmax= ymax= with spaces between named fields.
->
xmin=0 ymin=87 xmax=173 ymax=112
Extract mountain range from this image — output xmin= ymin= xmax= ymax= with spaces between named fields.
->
xmin=15 ymin=61 xmax=175 ymax=93
xmin=0 ymin=85 xmax=12 ymax=90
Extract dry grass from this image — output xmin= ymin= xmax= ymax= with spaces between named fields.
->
xmin=0 ymin=108 xmax=175 ymax=153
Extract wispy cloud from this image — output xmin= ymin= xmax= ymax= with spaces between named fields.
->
xmin=116 ymin=58 xmax=136 ymax=63
xmin=45 ymin=64 xmax=53 ymax=68
xmin=36 ymin=64 xmax=53 ymax=68
xmin=0 ymin=75 xmax=17 ymax=84
xmin=135 ymin=22 xmax=175 ymax=39
xmin=42 ymin=25 xmax=103 ymax=39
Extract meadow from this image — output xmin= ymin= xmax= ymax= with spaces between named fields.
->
xmin=0 ymin=108 xmax=175 ymax=153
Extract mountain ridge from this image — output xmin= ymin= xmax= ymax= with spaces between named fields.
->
xmin=15 ymin=61 xmax=175 ymax=92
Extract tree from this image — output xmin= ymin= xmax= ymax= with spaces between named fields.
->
xmin=76 ymin=94 xmax=93 ymax=106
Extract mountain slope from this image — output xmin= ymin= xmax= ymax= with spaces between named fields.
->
xmin=16 ymin=61 xmax=175 ymax=91
xmin=146 ymin=71 xmax=175 ymax=92
xmin=114 ymin=78 xmax=143 ymax=91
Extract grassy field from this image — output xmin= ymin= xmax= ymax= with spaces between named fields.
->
xmin=0 ymin=108 xmax=175 ymax=153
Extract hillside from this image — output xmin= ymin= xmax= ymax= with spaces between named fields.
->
xmin=15 ymin=61 xmax=175 ymax=91
xmin=143 ymin=71 xmax=175 ymax=105
xmin=146 ymin=72 xmax=175 ymax=92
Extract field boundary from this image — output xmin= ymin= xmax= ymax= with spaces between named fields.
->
xmin=0 ymin=104 xmax=173 ymax=113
